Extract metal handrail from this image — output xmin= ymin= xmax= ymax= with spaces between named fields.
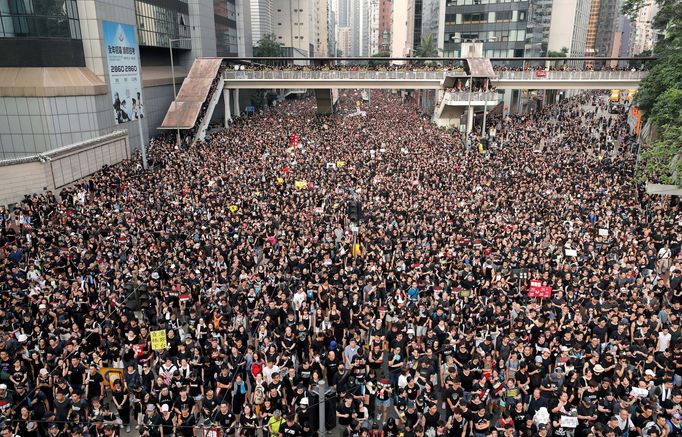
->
xmin=223 ymin=70 xmax=646 ymax=81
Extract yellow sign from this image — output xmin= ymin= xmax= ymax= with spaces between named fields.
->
xmin=352 ymin=243 xmax=362 ymax=257
xmin=99 ymin=367 xmax=124 ymax=389
xmin=277 ymin=177 xmax=284 ymax=184
xmin=294 ymin=180 xmax=308 ymax=189
xmin=229 ymin=204 xmax=239 ymax=213
xmin=336 ymin=161 xmax=346 ymax=168
xmin=150 ymin=330 xmax=167 ymax=351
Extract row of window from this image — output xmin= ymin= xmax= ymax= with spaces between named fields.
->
xmin=0 ymin=0 xmax=81 ymax=39
xmin=445 ymin=9 xmax=526 ymax=25
xmin=447 ymin=0 xmax=526 ymax=5
xmin=135 ymin=1 xmax=190 ymax=48
xmin=448 ymin=28 xmax=527 ymax=42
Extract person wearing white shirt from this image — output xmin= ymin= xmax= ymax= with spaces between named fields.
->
xmin=657 ymin=327 xmax=672 ymax=352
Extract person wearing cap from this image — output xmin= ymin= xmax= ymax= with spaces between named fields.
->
xmin=157 ymin=403 xmax=175 ymax=437
xmin=176 ymin=403 xmax=196 ymax=437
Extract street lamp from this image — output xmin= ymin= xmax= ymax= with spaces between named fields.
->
xmin=169 ymin=37 xmax=192 ymax=146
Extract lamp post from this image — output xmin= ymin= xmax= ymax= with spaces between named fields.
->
xmin=169 ymin=37 xmax=192 ymax=146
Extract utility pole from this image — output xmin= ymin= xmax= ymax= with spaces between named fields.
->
xmin=318 ymin=380 xmax=327 ymax=436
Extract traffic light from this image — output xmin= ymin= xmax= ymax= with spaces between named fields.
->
xmin=347 ymin=200 xmax=363 ymax=223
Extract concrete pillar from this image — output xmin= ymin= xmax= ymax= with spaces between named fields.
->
xmin=232 ymin=89 xmax=240 ymax=118
xmin=223 ymin=89 xmax=231 ymax=126
xmin=466 ymin=108 xmax=474 ymax=134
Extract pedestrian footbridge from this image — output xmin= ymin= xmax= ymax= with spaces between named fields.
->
xmin=160 ymin=57 xmax=647 ymax=143
xmin=223 ymin=69 xmax=645 ymax=91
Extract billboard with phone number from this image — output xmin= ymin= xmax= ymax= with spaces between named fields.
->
xmin=103 ymin=21 xmax=144 ymax=125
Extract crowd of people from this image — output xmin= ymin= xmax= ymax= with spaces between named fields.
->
xmin=235 ymin=63 xmax=646 ymax=73
xmin=0 ymin=88 xmax=680 ymax=437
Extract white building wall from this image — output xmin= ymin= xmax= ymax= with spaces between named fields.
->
xmin=251 ymin=0 xmax=274 ymax=44
xmin=548 ymin=0 xmax=592 ymax=57
xmin=391 ymin=0 xmax=410 ymax=58
xmin=273 ymin=0 xmax=317 ymax=53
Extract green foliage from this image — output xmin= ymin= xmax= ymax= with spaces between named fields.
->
xmin=650 ymin=88 xmax=682 ymax=128
xmin=369 ymin=51 xmax=391 ymax=66
xmin=635 ymin=53 xmax=682 ymax=116
xmin=639 ymin=125 xmax=682 ymax=186
xmin=625 ymin=0 xmax=682 ymax=187
xmin=547 ymin=50 xmax=568 ymax=58
xmin=414 ymin=35 xmax=439 ymax=59
xmin=253 ymin=33 xmax=283 ymax=58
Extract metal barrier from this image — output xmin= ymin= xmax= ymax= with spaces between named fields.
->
xmin=443 ymin=91 xmax=500 ymax=102
xmin=495 ymin=70 xmax=648 ymax=80
xmin=224 ymin=69 xmax=646 ymax=82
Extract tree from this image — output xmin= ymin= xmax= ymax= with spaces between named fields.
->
xmin=413 ymin=34 xmax=439 ymax=61
xmin=253 ymin=33 xmax=283 ymax=58
xmin=547 ymin=47 xmax=568 ymax=57
xmin=624 ymin=0 xmax=682 ymax=186
xmin=369 ymin=50 xmax=391 ymax=66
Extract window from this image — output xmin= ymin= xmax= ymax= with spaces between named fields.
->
xmin=495 ymin=10 xmax=512 ymax=22
xmin=518 ymin=10 xmax=526 ymax=21
xmin=462 ymin=12 xmax=486 ymax=23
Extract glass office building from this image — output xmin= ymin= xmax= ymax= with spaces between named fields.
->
xmin=0 ymin=0 xmax=83 ymax=67
xmin=135 ymin=0 xmax=191 ymax=49
xmin=442 ymin=0 xmax=531 ymax=58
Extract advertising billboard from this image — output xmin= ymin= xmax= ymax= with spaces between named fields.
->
xmin=103 ymin=21 xmax=144 ymax=125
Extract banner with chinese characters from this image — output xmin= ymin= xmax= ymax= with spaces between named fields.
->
xmin=103 ymin=21 xmax=144 ymax=125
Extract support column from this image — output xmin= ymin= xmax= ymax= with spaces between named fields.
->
xmin=466 ymin=108 xmax=474 ymax=134
xmin=223 ymin=89 xmax=231 ymax=126
xmin=232 ymin=89 xmax=240 ymax=118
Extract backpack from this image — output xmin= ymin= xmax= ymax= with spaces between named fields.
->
xmin=253 ymin=383 xmax=265 ymax=405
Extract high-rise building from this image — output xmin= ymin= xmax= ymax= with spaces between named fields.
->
xmin=420 ymin=0 xmax=440 ymax=46
xmin=391 ymin=0 xmax=413 ymax=58
xmin=272 ymin=0 xmax=317 ymax=55
xmin=235 ymin=0 xmax=254 ymax=56
xmin=547 ymin=0 xmax=593 ymax=57
xmin=328 ymin=1 xmax=337 ymax=56
xmin=368 ymin=0 xmax=381 ymax=55
xmin=378 ymin=0 xmax=392 ymax=52
xmin=250 ymin=0 xmax=274 ymax=45
xmin=439 ymin=0 xmax=531 ymax=58
xmin=585 ymin=0 xmax=622 ymax=66
xmin=0 ymin=0 xmax=234 ymax=160
xmin=524 ymin=0 xmax=553 ymax=57
xmin=629 ymin=0 xmax=657 ymax=56
xmin=337 ymin=26 xmax=352 ymax=56
xmin=316 ymin=0 xmax=330 ymax=56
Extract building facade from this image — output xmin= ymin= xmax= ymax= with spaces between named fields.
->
xmin=439 ymin=0 xmax=531 ymax=58
xmin=250 ymin=0 xmax=273 ymax=45
xmin=0 ymin=0 xmax=234 ymax=160
xmin=378 ymin=0 xmax=392 ymax=52
xmin=272 ymin=0 xmax=317 ymax=55
xmin=547 ymin=0 xmax=592 ymax=57
xmin=628 ymin=0 xmax=657 ymax=56
xmin=316 ymin=0 xmax=330 ymax=56
xmin=337 ymin=25 xmax=351 ymax=56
